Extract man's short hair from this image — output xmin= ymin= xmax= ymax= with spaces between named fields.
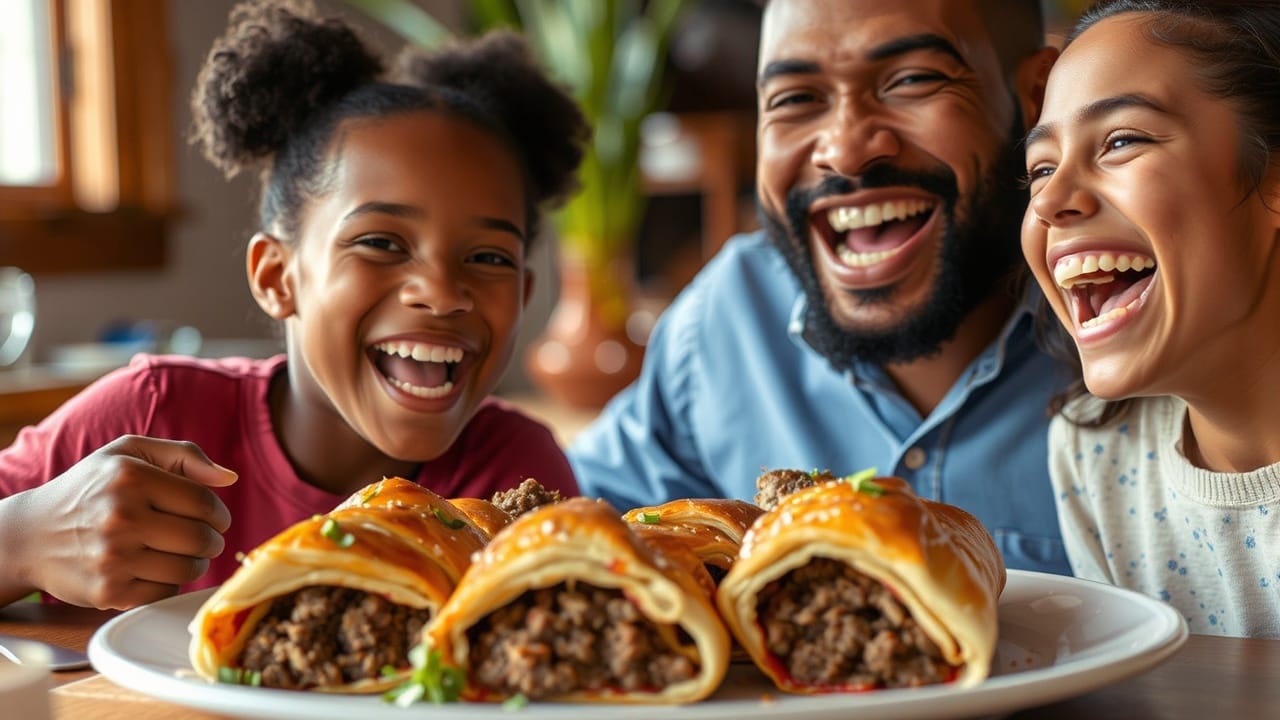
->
xmin=977 ymin=0 xmax=1048 ymax=72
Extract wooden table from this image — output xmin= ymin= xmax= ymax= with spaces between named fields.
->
xmin=3 ymin=599 xmax=1277 ymax=719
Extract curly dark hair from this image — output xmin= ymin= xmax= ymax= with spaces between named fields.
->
xmin=1042 ymin=0 xmax=1280 ymax=427
xmin=190 ymin=0 xmax=589 ymax=245
xmin=395 ymin=31 xmax=588 ymax=222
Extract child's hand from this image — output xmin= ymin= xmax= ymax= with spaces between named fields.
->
xmin=7 ymin=435 xmax=237 ymax=610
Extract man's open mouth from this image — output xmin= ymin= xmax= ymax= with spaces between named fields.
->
xmin=823 ymin=199 xmax=936 ymax=267
xmin=371 ymin=340 xmax=463 ymax=399
xmin=1053 ymin=251 xmax=1157 ymax=329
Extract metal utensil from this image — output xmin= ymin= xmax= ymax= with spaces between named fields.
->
xmin=0 ymin=633 xmax=91 ymax=672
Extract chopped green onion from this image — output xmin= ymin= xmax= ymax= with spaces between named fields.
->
xmin=503 ymin=693 xmax=529 ymax=711
xmin=383 ymin=645 xmax=465 ymax=706
xmin=320 ymin=518 xmax=356 ymax=547
xmin=845 ymin=467 xmax=877 ymax=484
xmin=361 ymin=486 xmax=381 ymax=505
xmin=386 ymin=681 xmax=426 ymax=707
xmin=639 ymin=511 xmax=662 ymax=524
xmin=809 ymin=467 xmax=822 ymax=477
xmin=216 ymin=666 xmax=261 ymax=686
xmin=433 ymin=507 xmax=466 ymax=529
xmin=436 ymin=666 xmax=466 ymax=703
xmin=843 ymin=468 xmax=884 ymax=497
xmin=408 ymin=642 xmax=427 ymax=668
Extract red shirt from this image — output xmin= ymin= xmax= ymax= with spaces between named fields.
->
xmin=0 ymin=354 xmax=577 ymax=590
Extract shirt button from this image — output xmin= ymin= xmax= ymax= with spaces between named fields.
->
xmin=903 ymin=447 xmax=927 ymax=470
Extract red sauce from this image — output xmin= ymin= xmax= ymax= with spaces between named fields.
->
xmin=211 ymin=607 xmax=253 ymax=654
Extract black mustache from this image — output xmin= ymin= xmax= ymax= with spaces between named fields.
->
xmin=785 ymin=167 xmax=958 ymax=237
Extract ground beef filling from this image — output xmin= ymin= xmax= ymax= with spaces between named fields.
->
xmin=237 ymin=586 xmax=432 ymax=690
xmin=491 ymin=478 xmax=564 ymax=518
xmin=758 ymin=558 xmax=956 ymax=689
xmin=755 ymin=469 xmax=837 ymax=511
xmin=467 ymin=582 xmax=697 ymax=699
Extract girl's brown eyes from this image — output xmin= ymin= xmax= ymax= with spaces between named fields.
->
xmin=1103 ymin=133 xmax=1151 ymax=153
xmin=1017 ymin=167 xmax=1053 ymax=190
xmin=353 ymin=235 xmax=403 ymax=252
xmin=469 ymin=251 xmax=516 ymax=268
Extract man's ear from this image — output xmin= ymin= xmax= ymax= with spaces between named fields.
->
xmin=1014 ymin=46 xmax=1060 ymax=127
xmin=247 ymin=232 xmax=296 ymax=319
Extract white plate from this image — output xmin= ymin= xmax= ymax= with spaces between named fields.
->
xmin=88 ymin=570 xmax=1187 ymax=720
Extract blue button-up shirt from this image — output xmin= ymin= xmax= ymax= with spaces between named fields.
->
xmin=568 ymin=231 xmax=1071 ymax=574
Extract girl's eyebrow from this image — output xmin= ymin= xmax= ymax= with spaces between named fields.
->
xmin=342 ymin=201 xmax=524 ymax=241
xmin=477 ymin=216 xmax=525 ymax=241
xmin=342 ymin=201 xmax=423 ymax=221
xmin=1025 ymin=93 xmax=1168 ymax=147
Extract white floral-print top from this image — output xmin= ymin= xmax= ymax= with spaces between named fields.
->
xmin=1050 ymin=395 xmax=1280 ymax=638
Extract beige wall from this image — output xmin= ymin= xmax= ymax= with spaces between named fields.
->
xmin=26 ymin=0 xmax=555 ymax=393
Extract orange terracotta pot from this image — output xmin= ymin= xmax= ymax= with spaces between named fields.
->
xmin=525 ymin=253 xmax=646 ymax=410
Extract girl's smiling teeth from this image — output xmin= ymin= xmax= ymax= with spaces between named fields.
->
xmin=372 ymin=340 xmax=464 ymax=399
xmin=825 ymin=199 xmax=935 ymax=267
xmin=1053 ymin=251 xmax=1155 ymax=288
xmin=1052 ymin=251 xmax=1157 ymax=330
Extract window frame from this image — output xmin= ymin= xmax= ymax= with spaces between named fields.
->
xmin=0 ymin=0 xmax=174 ymax=275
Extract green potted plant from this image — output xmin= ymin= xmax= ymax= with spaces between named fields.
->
xmin=345 ymin=0 xmax=687 ymax=408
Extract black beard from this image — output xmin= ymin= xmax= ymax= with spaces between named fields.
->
xmin=760 ymin=118 xmax=1029 ymax=371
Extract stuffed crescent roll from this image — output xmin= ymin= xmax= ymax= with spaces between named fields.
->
xmin=189 ymin=477 xmax=487 ymax=692
xmin=622 ymin=498 xmax=764 ymax=589
xmin=418 ymin=497 xmax=730 ymax=704
xmin=717 ymin=475 xmax=1004 ymax=693
xmin=447 ymin=497 xmax=513 ymax=539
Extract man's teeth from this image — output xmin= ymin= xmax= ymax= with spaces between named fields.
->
xmin=838 ymin=244 xmax=907 ymax=267
xmin=1054 ymin=252 xmax=1155 ymax=289
xmin=374 ymin=341 xmax=463 ymax=363
xmin=827 ymin=199 xmax=933 ymax=232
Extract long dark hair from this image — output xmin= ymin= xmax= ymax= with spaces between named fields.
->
xmin=1043 ymin=0 xmax=1280 ymax=426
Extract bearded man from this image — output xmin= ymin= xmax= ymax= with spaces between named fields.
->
xmin=568 ymin=0 xmax=1067 ymax=574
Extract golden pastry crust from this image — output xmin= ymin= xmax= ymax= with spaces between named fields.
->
xmin=622 ymin=498 xmax=764 ymax=587
xmin=421 ymin=497 xmax=731 ymax=704
xmin=717 ymin=476 xmax=1004 ymax=692
xmin=188 ymin=477 xmax=487 ymax=693
xmin=448 ymin=496 xmax=514 ymax=539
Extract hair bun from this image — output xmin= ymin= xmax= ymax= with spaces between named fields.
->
xmin=396 ymin=30 xmax=589 ymax=210
xmin=191 ymin=0 xmax=384 ymax=177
